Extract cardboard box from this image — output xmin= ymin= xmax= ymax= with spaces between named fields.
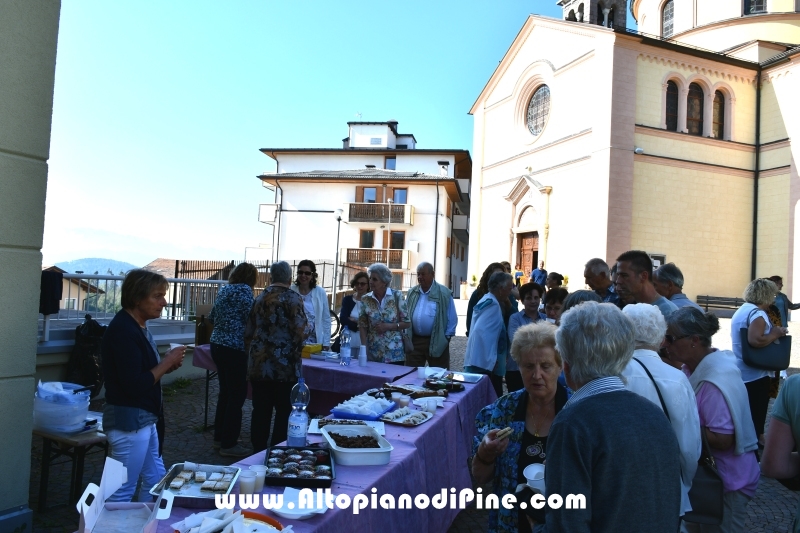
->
xmin=76 ymin=457 xmax=173 ymax=533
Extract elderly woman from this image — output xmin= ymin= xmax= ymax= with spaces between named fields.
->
xmin=620 ymin=304 xmax=701 ymax=520
xmin=543 ymin=287 xmax=568 ymax=324
xmin=358 ymin=263 xmax=410 ymax=364
xmin=208 ymin=262 xmax=257 ymax=458
xmin=291 ymin=259 xmax=332 ymax=350
xmin=472 ymin=322 xmax=568 ymax=533
xmin=761 ymin=374 xmax=800 ymax=531
xmin=664 ymin=307 xmax=760 ymax=532
xmin=101 ymin=269 xmax=185 ymax=501
xmin=730 ymin=278 xmax=788 ymax=445
xmin=465 ymin=272 xmax=514 ymax=397
xmin=560 ymin=290 xmax=601 ymax=313
xmin=506 ymin=282 xmax=547 ymax=392
xmin=536 ymin=301 xmax=681 ymax=532
xmin=245 ymin=261 xmax=308 ymax=452
xmin=467 ymin=262 xmax=505 ymax=336
xmin=338 ymin=271 xmax=369 ymax=354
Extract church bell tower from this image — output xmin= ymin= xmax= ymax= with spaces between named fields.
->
xmin=558 ymin=0 xmax=627 ymax=28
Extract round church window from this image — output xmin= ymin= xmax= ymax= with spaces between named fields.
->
xmin=526 ymin=85 xmax=550 ymax=136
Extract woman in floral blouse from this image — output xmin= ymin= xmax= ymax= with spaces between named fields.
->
xmin=244 ymin=261 xmax=308 ymax=452
xmin=472 ymin=322 xmax=568 ymax=533
xmin=208 ymin=262 xmax=257 ymax=458
xmin=358 ymin=263 xmax=411 ymax=364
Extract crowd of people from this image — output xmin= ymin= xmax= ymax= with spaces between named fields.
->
xmin=469 ymin=252 xmax=798 ymax=533
xmin=100 ymin=253 xmax=800 ymax=533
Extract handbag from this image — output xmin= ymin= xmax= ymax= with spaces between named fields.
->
xmin=392 ymin=291 xmax=414 ymax=355
xmin=740 ymin=309 xmax=791 ymax=371
xmin=632 ymin=358 xmax=723 ymax=525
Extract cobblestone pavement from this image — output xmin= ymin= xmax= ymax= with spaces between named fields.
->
xmin=30 ymin=333 xmax=799 ymax=532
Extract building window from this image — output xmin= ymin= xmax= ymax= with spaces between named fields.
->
xmin=606 ymin=8 xmax=615 ymax=27
xmin=687 ymin=83 xmax=704 ymax=136
xmin=712 ymin=91 xmax=725 ymax=139
xmin=392 ymin=188 xmax=407 ymax=204
xmin=745 ymin=0 xmax=766 ymax=13
xmin=526 ymin=85 xmax=550 ymax=136
xmin=461 ymin=247 xmax=465 ymax=262
xmin=370 ymin=137 xmax=381 ymax=145
xmin=662 ymin=0 xmax=674 ymax=38
xmin=385 ymin=156 xmax=396 ymax=170
xmin=64 ymin=298 xmax=77 ymax=310
xmin=666 ymin=81 xmax=679 ymax=131
xmin=390 ymin=231 xmax=405 ymax=250
xmin=363 ymin=187 xmax=377 ymax=203
xmin=360 ymin=230 xmax=375 ymax=249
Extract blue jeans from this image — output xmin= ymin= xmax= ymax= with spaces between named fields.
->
xmin=107 ymin=423 xmax=165 ymax=501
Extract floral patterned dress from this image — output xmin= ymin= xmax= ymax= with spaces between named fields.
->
xmin=244 ymin=285 xmax=307 ymax=382
xmin=358 ymin=288 xmax=410 ymax=363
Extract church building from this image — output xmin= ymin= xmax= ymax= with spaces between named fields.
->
xmin=468 ymin=0 xmax=800 ymax=300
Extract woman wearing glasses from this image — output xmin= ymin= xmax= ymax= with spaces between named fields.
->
xmin=339 ymin=271 xmax=369 ymax=355
xmin=290 ymin=260 xmax=332 ymax=350
xmin=358 ymin=263 xmax=411 ymax=363
xmin=664 ymin=307 xmax=759 ymax=532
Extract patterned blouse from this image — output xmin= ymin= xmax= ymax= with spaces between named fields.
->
xmin=358 ymin=288 xmax=410 ymax=363
xmin=473 ymin=386 xmax=568 ymax=533
xmin=209 ymin=283 xmax=254 ymax=351
xmin=244 ymin=285 xmax=307 ymax=382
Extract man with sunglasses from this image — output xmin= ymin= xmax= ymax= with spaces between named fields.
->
xmin=405 ymin=262 xmax=457 ymax=369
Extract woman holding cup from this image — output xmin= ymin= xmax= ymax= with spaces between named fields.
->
xmin=471 ymin=322 xmax=568 ymax=533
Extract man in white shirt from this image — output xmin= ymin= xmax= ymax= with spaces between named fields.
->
xmin=621 ymin=303 xmax=701 ymax=519
xmin=405 ymin=262 xmax=457 ymax=369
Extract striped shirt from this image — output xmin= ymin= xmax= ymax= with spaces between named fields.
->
xmin=564 ymin=376 xmax=625 ymax=408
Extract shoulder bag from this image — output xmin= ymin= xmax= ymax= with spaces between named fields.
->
xmin=632 ymin=358 xmax=723 ymax=525
xmin=740 ymin=308 xmax=791 ymax=371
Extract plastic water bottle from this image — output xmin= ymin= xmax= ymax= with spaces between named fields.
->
xmin=287 ymin=378 xmax=310 ymax=446
xmin=340 ymin=329 xmax=351 ymax=366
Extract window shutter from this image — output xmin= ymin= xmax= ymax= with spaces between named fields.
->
xmin=382 ymin=230 xmax=388 ymax=249
xmin=386 ymin=186 xmax=394 ymax=203
xmin=446 ymin=201 xmax=452 ymax=218
xmin=356 ymin=186 xmax=364 ymax=202
xmin=376 ymin=187 xmax=384 ymax=203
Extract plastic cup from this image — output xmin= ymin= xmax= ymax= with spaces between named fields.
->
xmin=238 ymin=471 xmax=257 ymax=495
xmin=391 ymin=392 xmax=402 ymax=403
xmin=249 ymin=465 xmax=268 ymax=492
xmin=169 ymin=343 xmax=184 ymax=351
xmin=417 ymin=367 xmax=426 ymax=379
xmin=425 ymin=399 xmax=438 ymax=413
xmin=523 ymin=463 xmax=546 ymax=495
xmin=398 ymin=395 xmax=411 ymax=408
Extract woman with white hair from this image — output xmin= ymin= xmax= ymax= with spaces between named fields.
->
xmin=533 ymin=301 xmax=681 ymax=532
xmin=621 ymin=303 xmax=701 ymax=521
xmin=358 ymin=263 xmax=410 ymax=363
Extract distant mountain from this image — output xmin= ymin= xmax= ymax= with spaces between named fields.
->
xmin=54 ymin=258 xmax=140 ymax=275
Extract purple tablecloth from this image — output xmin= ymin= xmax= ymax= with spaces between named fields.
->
xmin=156 ymin=374 xmax=497 ymax=532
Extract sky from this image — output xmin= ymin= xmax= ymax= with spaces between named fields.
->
xmin=42 ymin=1 xmax=630 ymax=267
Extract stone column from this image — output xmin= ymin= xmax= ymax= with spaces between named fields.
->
xmin=0 ymin=1 xmax=61 ymax=529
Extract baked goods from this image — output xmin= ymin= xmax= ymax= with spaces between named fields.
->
xmin=327 ymin=432 xmax=380 ymax=448
xmin=194 ymin=471 xmax=206 ymax=483
xmin=169 ymin=478 xmax=185 ymax=489
xmin=200 ymin=480 xmax=217 ymax=491
xmin=496 ymin=427 xmax=513 ymax=440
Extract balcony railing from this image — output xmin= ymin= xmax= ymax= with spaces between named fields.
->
xmin=344 ymin=203 xmax=413 ymax=224
xmin=345 ymin=248 xmax=407 ymax=269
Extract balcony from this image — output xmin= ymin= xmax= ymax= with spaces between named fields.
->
xmin=343 ymin=203 xmax=414 ymax=225
xmin=345 ymin=248 xmax=410 ymax=269
xmin=453 ymin=214 xmax=469 ymax=243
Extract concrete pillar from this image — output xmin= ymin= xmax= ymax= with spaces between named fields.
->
xmin=0 ymin=0 xmax=61 ymax=529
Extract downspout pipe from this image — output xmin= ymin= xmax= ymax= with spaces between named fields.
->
xmin=751 ymin=66 xmax=762 ymax=281
xmin=275 ymin=179 xmax=283 ymax=263
xmin=434 ymin=180 xmax=440 ymax=275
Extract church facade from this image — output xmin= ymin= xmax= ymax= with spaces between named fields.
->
xmin=468 ymin=0 xmax=800 ymax=301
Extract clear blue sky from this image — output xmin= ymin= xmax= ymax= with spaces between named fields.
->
xmin=43 ymin=1 xmax=633 ymax=267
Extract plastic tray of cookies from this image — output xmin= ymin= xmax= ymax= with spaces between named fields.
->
xmin=149 ymin=462 xmax=240 ymax=509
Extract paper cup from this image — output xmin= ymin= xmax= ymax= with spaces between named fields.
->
xmin=238 ymin=471 xmax=257 ymax=495
xmin=398 ymin=395 xmax=411 ymax=408
xmin=169 ymin=343 xmax=184 ymax=351
xmin=523 ymin=463 xmax=546 ymax=495
xmin=424 ymin=399 xmax=438 ymax=414
xmin=417 ymin=367 xmax=426 ymax=379
xmin=249 ymin=465 xmax=268 ymax=492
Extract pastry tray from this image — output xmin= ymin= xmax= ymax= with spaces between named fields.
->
xmin=309 ymin=418 xmax=386 ymax=435
xmin=381 ymin=408 xmax=433 ymax=427
xmin=150 ymin=462 xmax=240 ymax=509
xmin=262 ymin=444 xmax=335 ymax=489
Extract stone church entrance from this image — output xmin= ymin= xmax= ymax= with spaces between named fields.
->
xmin=517 ymin=232 xmax=539 ymax=277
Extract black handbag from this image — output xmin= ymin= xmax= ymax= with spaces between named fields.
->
xmin=633 ymin=358 xmax=723 ymax=525
xmin=740 ymin=309 xmax=791 ymax=371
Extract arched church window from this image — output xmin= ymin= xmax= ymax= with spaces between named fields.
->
xmin=712 ymin=91 xmax=725 ymax=139
xmin=745 ymin=0 xmax=766 ymax=14
xmin=687 ymin=83 xmax=704 ymax=136
xmin=526 ymin=85 xmax=550 ymax=137
xmin=665 ymin=81 xmax=679 ymax=132
xmin=596 ymin=3 xmax=605 ymax=25
xmin=662 ymin=0 xmax=674 ymax=38
xmin=606 ymin=8 xmax=615 ymax=27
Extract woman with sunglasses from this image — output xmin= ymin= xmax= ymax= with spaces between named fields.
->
xmin=664 ymin=307 xmax=759 ymax=532
xmin=290 ymin=260 xmax=332 ymax=350
xmin=338 ymin=271 xmax=369 ymax=355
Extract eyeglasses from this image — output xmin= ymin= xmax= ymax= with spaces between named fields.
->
xmin=297 ymin=270 xmax=313 ymax=276
xmin=664 ymin=334 xmax=690 ymax=344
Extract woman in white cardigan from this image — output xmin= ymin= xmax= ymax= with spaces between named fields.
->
xmin=291 ymin=260 xmax=331 ymax=349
